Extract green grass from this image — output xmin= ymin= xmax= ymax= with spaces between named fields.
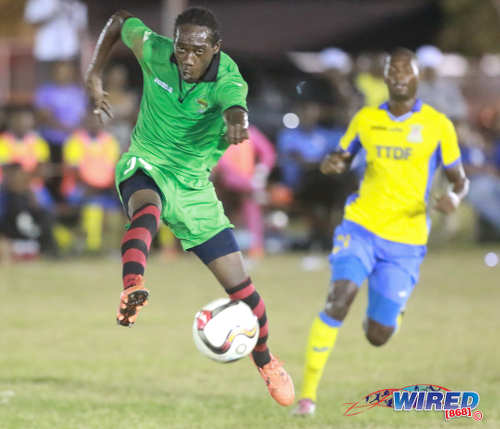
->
xmin=1 ymin=247 xmax=499 ymax=428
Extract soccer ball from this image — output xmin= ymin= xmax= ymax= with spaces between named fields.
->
xmin=192 ymin=298 xmax=259 ymax=363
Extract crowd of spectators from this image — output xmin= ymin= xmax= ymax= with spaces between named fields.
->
xmin=1 ymin=1 xmax=500 ymax=261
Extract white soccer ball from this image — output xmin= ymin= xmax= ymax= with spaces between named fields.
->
xmin=192 ymin=298 xmax=259 ymax=363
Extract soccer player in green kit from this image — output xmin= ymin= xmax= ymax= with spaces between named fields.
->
xmin=85 ymin=7 xmax=294 ymax=406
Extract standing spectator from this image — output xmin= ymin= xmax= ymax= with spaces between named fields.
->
xmin=34 ymin=60 xmax=87 ymax=200
xmin=277 ymin=100 xmax=343 ymax=192
xmin=355 ymin=52 xmax=388 ymax=107
xmin=416 ymin=45 xmax=468 ymax=121
xmin=319 ymin=47 xmax=363 ymax=126
xmin=103 ymin=64 xmax=138 ymax=153
xmin=24 ymin=0 xmax=88 ymax=82
xmin=277 ymin=100 xmax=356 ymax=249
xmin=214 ymin=125 xmax=276 ymax=258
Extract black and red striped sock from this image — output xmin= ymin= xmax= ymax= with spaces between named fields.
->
xmin=227 ymin=278 xmax=271 ymax=368
xmin=121 ymin=204 xmax=160 ymax=289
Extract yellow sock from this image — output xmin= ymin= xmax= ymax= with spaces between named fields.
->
xmin=300 ymin=313 xmax=340 ymax=402
xmin=82 ymin=204 xmax=104 ymax=251
xmin=53 ymin=224 xmax=73 ymax=251
xmin=394 ymin=312 xmax=403 ymax=334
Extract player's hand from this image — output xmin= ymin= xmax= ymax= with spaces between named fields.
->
xmin=85 ymin=73 xmax=113 ymax=123
xmin=226 ymin=123 xmax=249 ymax=145
xmin=433 ymin=192 xmax=460 ymax=214
xmin=223 ymin=107 xmax=249 ymax=145
xmin=320 ymin=152 xmax=351 ymax=175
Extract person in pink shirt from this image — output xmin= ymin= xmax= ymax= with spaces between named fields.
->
xmin=214 ymin=125 xmax=276 ymax=257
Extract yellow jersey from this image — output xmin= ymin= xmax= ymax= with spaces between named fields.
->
xmin=63 ymin=130 xmax=120 ymax=189
xmin=339 ymin=100 xmax=461 ymax=245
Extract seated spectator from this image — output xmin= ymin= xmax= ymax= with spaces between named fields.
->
xmin=0 ymin=105 xmax=53 ymax=211
xmin=0 ymin=163 xmax=56 ymax=260
xmin=62 ymin=113 xmax=120 ymax=253
xmin=213 ymin=125 xmax=276 ymax=258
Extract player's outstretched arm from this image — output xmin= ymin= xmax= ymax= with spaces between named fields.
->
xmin=434 ymin=163 xmax=469 ymax=214
xmin=223 ymin=107 xmax=249 ymax=145
xmin=85 ymin=10 xmax=134 ymax=122
xmin=320 ymin=151 xmax=352 ymax=175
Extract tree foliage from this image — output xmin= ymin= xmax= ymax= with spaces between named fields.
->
xmin=438 ymin=0 xmax=500 ymax=54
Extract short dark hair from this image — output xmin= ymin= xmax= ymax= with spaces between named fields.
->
xmin=174 ymin=7 xmax=220 ymax=45
xmin=389 ymin=47 xmax=416 ymax=61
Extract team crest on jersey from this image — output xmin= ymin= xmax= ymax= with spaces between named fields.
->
xmin=196 ymin=98 xmax=209 ymax=113
xmin=407 ymin=124 xmax=423 ymax=143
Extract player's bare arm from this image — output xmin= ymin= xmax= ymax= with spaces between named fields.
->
xmin=320 ymin=151 xmax=352 ymax=175
xmin=434 ymin=163 xmax=469 ymax=214
xmin=223 ymin=107 xmax=249 ymax=145
xmin=85 ymin=10 xmax=134 ymax=122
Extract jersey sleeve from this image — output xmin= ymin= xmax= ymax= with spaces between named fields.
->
xmin=440 ymin=116 xmax=461 ymax=168
xmin=121 ymin=17 xmax=155 ymax=60
xmin=338 ymin=110 xmax=363 ymax=155
xmin=214 ymin=73 xmax=248 ymax=112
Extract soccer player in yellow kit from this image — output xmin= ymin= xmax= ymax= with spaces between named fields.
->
xmin=293 ymin=48 xmax=469 ymax=415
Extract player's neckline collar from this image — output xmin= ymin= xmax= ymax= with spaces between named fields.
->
xmin=378 ymin=99 xmax=423 ymax=122
xmin=169 ymin=52 xmax=220 ymax=82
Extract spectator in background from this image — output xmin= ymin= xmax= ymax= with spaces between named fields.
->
xmin=355 ymin=52 xmax=388 ymax=107
xmin=278 ymin=99 xmax=342 ymax=192
xmin=277 ymin=96 xmax=357 ymax=250
xmin=24 ymin=0 xmax=88 ymax=82
xmin=35 ymin=60 xmax=87 ymax=200
xmin=0 ymin=105 xmax=53 ymax=211
xmin=0 ymin=163 xmax=56 ymax=260
xmin=62 ymin=112 xmax=120 ymax=253
xmin=0 ymin=108 xmax=58 ymax=259
xmin=459 ymin=114 xmax=500 ymax=235
xmin=214 ymin=125 xmax=276 ymax=258
xmin=104 ymin=64 xmax=138 ymax=153
xmin=416 ymin=45 xmax=468 ymax=121
xmin=319 ymin=47 xmax=363 ymax=126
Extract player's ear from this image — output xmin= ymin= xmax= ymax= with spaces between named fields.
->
xmin=213 ymin=40 xmax=221 ymax=55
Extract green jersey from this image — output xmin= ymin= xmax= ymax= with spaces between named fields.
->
xmin=121 ymin=18 xmax=248 ymax=186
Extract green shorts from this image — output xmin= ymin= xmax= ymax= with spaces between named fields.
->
xmin=115 ymin=153 xmax=232 ymax=250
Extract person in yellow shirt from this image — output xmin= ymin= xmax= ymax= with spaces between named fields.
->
xmin=63 ymin=113 xmax=120 ymax=252
xmin=0 ymin=105 xmax=50 ymax=183
xmin=293 ymin=48 xmax=469 ymax=416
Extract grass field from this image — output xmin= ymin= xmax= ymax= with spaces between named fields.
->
xmin=1 ymin=246 xmax=499 ymax=429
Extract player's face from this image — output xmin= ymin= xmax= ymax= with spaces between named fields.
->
xmin=174 ymin=24 xmax=220 ymax=83
xmin=384 ymin=55 xmax=419 ymax=102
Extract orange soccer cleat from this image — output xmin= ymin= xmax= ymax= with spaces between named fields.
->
xmin=254 ymin=353 xmax=295 ymax=406
xmin=116 ymin=276 xmax=149 ymax=327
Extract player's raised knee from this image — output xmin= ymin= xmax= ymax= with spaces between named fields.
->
xmin=364 ymin=319 xmax=394 ymax=347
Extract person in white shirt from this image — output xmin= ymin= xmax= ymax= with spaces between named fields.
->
xmin=24 ymin=0 xmax=88 ymax=81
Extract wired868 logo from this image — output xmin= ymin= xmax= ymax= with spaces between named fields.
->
xmin=343 ymin=384 xmax=483 ymax=422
